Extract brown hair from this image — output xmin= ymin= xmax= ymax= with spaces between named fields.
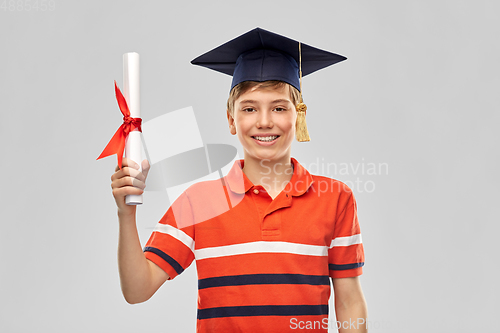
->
xmin=226 ymin=80 xmax=301 ymax=116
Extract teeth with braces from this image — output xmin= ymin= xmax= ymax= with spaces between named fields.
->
xmin=254 ymin=136 xmax=278 ymax=142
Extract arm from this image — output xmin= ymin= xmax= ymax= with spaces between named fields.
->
xmin=112 ymin=158 xmax=169 ymax=304
xmin=332 ymin=276 xmax=368 ymax=333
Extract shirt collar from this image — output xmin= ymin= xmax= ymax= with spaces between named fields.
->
xmin=225 ymin=157 xmax=314 ymax=196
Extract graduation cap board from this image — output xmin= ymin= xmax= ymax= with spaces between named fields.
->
xmin=191 ymin=27 xmax=347 ymax=92
xmin=191 ymin=27 xmax=347 ymax=141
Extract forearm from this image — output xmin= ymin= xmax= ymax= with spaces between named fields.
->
xmin=335 ymin=297 xmax=368 ymax=333
xmin=117 ymin=211 xmax=155 ymax=304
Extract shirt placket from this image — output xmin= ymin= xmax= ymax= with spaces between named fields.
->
xmin=250 ymin=186 xmax=293 ymax=240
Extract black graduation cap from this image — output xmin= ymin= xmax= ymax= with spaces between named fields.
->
xmin=191 ymin=27 xmax=347 ymax=92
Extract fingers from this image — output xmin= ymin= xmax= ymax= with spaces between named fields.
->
xmin=111 ymin=174 xmax=146 ymax=203
xmin=111 ymin=158 xmax=149 ymax=202
xmin=112 ymin=184 xmax=144 ymax=205
xmin=113 ymin=158 xmax=149 ymax=181
xmin=111 ymin=158 xmax=150 ymax=202
xmin=110 ymin=158 xmax=148 ymax=212
xmin=111 ymin=175 xmax=146 ymax=191
xmin=112 ymin=184 xmax=144 ymax=197
xmin=111 ymin=166 xmax=146 ymax=183
xmin=115 ymin=158 xmax=140 ymax=172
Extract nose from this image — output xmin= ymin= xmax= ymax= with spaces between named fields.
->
xmin=257 ymin=110 xmax=273 ymax=128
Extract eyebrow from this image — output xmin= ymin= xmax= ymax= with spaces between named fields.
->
xmin=271 ymin=99 xmax=292 ymax=104
xmin=238 ymin=99 xmax=259 ymax=105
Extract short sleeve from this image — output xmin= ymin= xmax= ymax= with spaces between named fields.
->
xmin=328 ymin=191 xmax=365 ymax=279
xmin=144 ymin=191 xmax=196 ymax=280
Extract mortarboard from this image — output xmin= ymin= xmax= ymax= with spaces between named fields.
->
xmin=191 ymin=27 xmax=347 ymax=142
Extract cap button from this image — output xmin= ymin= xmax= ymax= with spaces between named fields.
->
xmin=253 ymin=189 xmax=260 ymax=195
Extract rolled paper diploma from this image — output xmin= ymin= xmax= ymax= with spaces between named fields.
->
xmin=123 ymin=52 xmax=143 ymax=205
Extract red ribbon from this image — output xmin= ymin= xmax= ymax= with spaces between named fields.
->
xmin=97 ymin=81 xmax=142 ymax=169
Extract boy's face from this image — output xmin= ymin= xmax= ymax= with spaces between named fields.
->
xmin=227 ymin=84 xmax=297 ymax=163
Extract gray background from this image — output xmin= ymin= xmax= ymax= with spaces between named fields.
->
xmin=1 ymin=0 xmax=498 ymax=332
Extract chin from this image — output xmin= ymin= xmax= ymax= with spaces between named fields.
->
xmin=249 ymin=149 xmax=289 ymax=162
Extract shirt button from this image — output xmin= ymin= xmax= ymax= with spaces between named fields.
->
xmin=253 ymin=189 xmax=259 ymax=194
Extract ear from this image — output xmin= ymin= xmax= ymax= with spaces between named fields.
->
xmin=227 ymin=110 xmax=237 ymax=135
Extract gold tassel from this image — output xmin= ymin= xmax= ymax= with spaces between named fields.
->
xmin=295 ymin=42 xmax=310 ymax=142
xmin=296 ymin=100 xmax=310 ymax=142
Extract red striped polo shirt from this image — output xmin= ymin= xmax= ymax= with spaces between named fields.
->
xmin=144 ymin=157 xmax=364 ymax=332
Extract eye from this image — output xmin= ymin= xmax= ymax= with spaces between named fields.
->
xmin=273 ymin=107 xmax=286 ymax=112
xmin=242 ymin=107 xmax=256 ymax=112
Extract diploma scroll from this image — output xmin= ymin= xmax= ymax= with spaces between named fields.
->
xmin=123 ymin=52 xmax=143 ymax=205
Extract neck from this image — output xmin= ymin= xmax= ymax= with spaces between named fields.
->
xmin=242 ymin=153 xmax=294 ymax=195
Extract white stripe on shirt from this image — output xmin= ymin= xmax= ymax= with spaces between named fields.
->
xmin=195 ymin=241 xmax=328 ymax=261
xmin=154 ymin=224 xmax=195 ymax=253
xmin=329 ymin=234 xmax=362 ymax=248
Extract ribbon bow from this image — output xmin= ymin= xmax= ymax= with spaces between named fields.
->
xmin=97 ymin=81 xmax=142 ymax=169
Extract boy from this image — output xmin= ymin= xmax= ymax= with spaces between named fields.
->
xmin=111 ymin=28 xmax=367 ymax=332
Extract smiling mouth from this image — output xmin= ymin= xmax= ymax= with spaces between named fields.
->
xmin=252 ymin=135 xmax=280 ymax=142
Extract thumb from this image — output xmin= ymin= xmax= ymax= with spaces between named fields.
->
xmin=141 ymin=159 xmax=151 ymax=179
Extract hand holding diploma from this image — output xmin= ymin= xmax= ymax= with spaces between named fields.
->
xmin=111 ymin=158 xmax=150 ymax=217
